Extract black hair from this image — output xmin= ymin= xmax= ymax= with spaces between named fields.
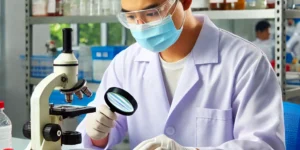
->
xmin=255 ymin=20 xmax=271 ymax=32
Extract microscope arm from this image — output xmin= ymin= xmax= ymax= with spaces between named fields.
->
xmin=29 ymin=72 xmax=67 ymax=150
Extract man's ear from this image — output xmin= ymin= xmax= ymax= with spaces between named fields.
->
xmin=181 ymin=0 xmax=192 ymax=10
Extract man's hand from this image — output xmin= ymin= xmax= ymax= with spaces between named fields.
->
xmin=134 ymin=134 xmax=198 ymax=150
xmin=85 ymin=104 xmax=117 ymax=140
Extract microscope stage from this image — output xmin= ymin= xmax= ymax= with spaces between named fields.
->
xmin=49 ymin=104 xmax=96 ymax=119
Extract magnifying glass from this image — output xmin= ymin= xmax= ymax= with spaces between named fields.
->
xmin=104 ymin=87 xmax=138 ymax=116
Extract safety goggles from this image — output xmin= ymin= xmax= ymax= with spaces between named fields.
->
xmin=117 ymin=0 xmax=177 ymax=29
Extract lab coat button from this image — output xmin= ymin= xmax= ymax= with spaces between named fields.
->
xmin=165 ymin=127 xmax=175 ymax=135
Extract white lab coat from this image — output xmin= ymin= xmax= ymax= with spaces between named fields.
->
xmin=287 ymin=23 xmax=300 ymax=59
xmin=252 ymin=38 xmax=274 ymax=61
xmin=77 ymin=15 xmax=285 ymax=150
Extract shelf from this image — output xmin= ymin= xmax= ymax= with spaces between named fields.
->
xmin=30 ymin=77 xmax=99 ymax=92
xmin=28 ymin=9 xmax=275 ymax=25
xmin=193 ymin=9 xmax=275 ymax=20
xmin=287 ymin=72 xmax=300 ymax=80
xmin=29 ymin=15 xmax=119 ymax=24
xmin=286 ymin=87 xmax=300 ymax=99
xmin=286 ymin=9 xmax=300 ymax=18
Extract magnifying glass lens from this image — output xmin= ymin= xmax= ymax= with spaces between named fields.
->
xmin=105 ymin=87 xmax=138 ymax=116
xmin=107 ymin=92 xmax=134 ymax=113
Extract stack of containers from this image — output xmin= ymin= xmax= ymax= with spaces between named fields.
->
xmin=91 ymin=46 xmax=127 ymax=82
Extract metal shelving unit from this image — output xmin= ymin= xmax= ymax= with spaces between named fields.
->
xmin=25 ymin=0 xmax=299 ymax=117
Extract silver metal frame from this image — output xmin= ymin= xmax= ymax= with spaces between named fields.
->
xmin=0 ymin=0 xmax=5 ymax=59
xmin=25 ymin=0 xmax=33 ymax=118
xmin=275 ymin=0 xmax=287 ymax=100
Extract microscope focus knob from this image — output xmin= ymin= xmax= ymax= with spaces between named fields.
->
xmin=22 ymin=121 xmax=31 ymax=139
xmin=43 ymin=124 xmax=62 ymax=142
xmin=62 ymin=131 xmax=82 ymax=145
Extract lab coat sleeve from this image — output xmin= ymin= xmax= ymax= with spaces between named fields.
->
xmin=199 ymin=54 xmax=285 ymax=150
xmin=76 ymin=52 xmax=128 ymax=150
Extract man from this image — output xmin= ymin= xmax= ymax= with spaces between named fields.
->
xmin=77 ymin=0 xmax=285 ymax=149
xmin=287 ymin=22 xmax=300 ymax=59
xmin=252 ymin=20 xmax=275 ymax=61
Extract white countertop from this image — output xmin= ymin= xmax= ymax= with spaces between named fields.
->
xmin=12 ymin=138 xmax=87 ymax=150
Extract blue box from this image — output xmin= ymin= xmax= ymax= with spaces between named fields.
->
xmin=91 ymin=46 xmax=128 ymax=60
xmin=91 ymin=46 xmax=117 ymax=60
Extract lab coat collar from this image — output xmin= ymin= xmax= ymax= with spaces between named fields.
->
xmin=134 ymin=15 xmax=220 ymax=65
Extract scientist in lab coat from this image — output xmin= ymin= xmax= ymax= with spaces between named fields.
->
xmin=287 ymin=22 xmax=300 ymax=59
xmin=252 ymin=20 xmax=275 ymax=61
xmin=77 ymin=0 xmax=285 ymax=149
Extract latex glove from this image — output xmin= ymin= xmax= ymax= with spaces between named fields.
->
xmin=85 ymin=104 xmax=117 ymax=140
xmin=134 ymin=134 xmax=197 ymax=150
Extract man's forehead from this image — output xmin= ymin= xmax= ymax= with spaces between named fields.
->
xmin=121 ymin=0 xmax=166 ymax=12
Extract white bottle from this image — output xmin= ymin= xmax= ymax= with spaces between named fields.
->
xmin=0 ymin=101 xmax=12 ymax=149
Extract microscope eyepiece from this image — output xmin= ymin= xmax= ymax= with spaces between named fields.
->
xmin=63 ymin=28 xmax=73 ymax=54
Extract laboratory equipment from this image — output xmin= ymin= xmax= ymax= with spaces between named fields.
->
xmin=210 ymin=0 xmax=225 ymax=10
xmin=63 ymin=0 xmax=71 ymax=16
xmin=22 ymin=28 xmax=96 ymax=150
xmin=246 ymin=0 xmax=267 ymax=9
xmin=104 ymin=87 xmax=138 ymax=115
xmin=267 ymin=0 xmax=275 ymax=8
xmin=0 ymin=101 xmax=12 ymax=149
xmin=80 ymin=0 xmax=89 ymax=16
xmin=47 ymin=0 xmax=63 ymax=16
xmin=70 ymin=0 xmax=81 ymax=16
xmin=191 ymin=0 xmax=209 ymax=11
xmin=95 ymin=0 xmax=102 ymax=16
xmin=88 ymin=0 xmax=96 ymax=16
xmin=111 ymin=0 xmax=121 ymax=15
xmin=78 ymin=44 xmax=93 ymax=81
xmin=102 ymin=0 xmax=111 ymax=15
xmin=225 ymin=0 xmax=245 ymax=10
xmin=32 ymin=0 xmax=48 ymax=16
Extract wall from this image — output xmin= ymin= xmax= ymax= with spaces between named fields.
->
xmin=3 ymin=0 xmax=50 ymax=138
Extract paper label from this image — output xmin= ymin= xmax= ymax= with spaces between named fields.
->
xmin=210 ymin=0 xmax=224 ymax=3
xmin=48 ymin=0 xmax=56 ymax=13
xmin=226 ymin=0 xmax=238 ymax=2
xmin=192 ymin=0 xmax=209 ymax=7
xmin=267 ymin=0 xmax=275 ymax=3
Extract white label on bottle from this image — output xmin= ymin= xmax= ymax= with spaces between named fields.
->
xmin=48 ymin=0 xmax=56 ymax=13
xmin=210 ymin=0 xmax=224 ymax=3
xmin=192 ymin=0 xmax=209 ymax=8
xmin=32 ymin=1 xmax=47 ymax=16
xmin=267 ymin=0 xmax=275 ymax=3
xmin=226 ymin=0 xmax=238 ymax=2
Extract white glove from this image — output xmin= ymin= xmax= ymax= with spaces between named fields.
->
xmin=85 ymin=104 xmax=117 ymax=140
xmin=134 ymin=134 xmax=197 ymax=150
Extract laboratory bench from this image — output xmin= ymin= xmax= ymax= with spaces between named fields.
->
xmin=12 ymin=137 xmax=130 ymax=150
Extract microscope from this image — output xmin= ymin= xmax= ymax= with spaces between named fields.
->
xmin=23 ymin=28 xmax=96 ymax=150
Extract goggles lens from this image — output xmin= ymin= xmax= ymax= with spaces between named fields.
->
xmin=117 ymin=0 xmax=176 ymax=29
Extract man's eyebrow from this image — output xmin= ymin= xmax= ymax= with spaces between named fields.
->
xmin=121 ymin=4 xmax=160 ymax=12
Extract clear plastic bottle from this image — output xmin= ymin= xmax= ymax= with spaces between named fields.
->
xmin=246 ymin=0 xmax=267 ymax=9
xmin=102 ymin=0 xmax=111 ymax=15
xmin=210 ymin=0 xmax=225 ymax=10
xmin=0 ymin=101 xmax=12 ymax=150
xmin=80 ymin=0 xmax=89 ymax=16
xmin=111 ymin=0 xmax=121 ymax=15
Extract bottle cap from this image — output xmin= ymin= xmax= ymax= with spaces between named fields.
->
xmin=0 ymin=101 xmax=4 ymax=109
xmin=3 ymin=148 xmax=14 ymax=150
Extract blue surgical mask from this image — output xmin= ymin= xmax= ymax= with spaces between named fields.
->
xmin=130 ymin=13 xmax=186 ymax=52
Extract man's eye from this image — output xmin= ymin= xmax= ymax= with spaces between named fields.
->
xmin=126 ymin=15 xmax=135 ymax=20
xmin=146 ymin=12 xmax=159 ymax=17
